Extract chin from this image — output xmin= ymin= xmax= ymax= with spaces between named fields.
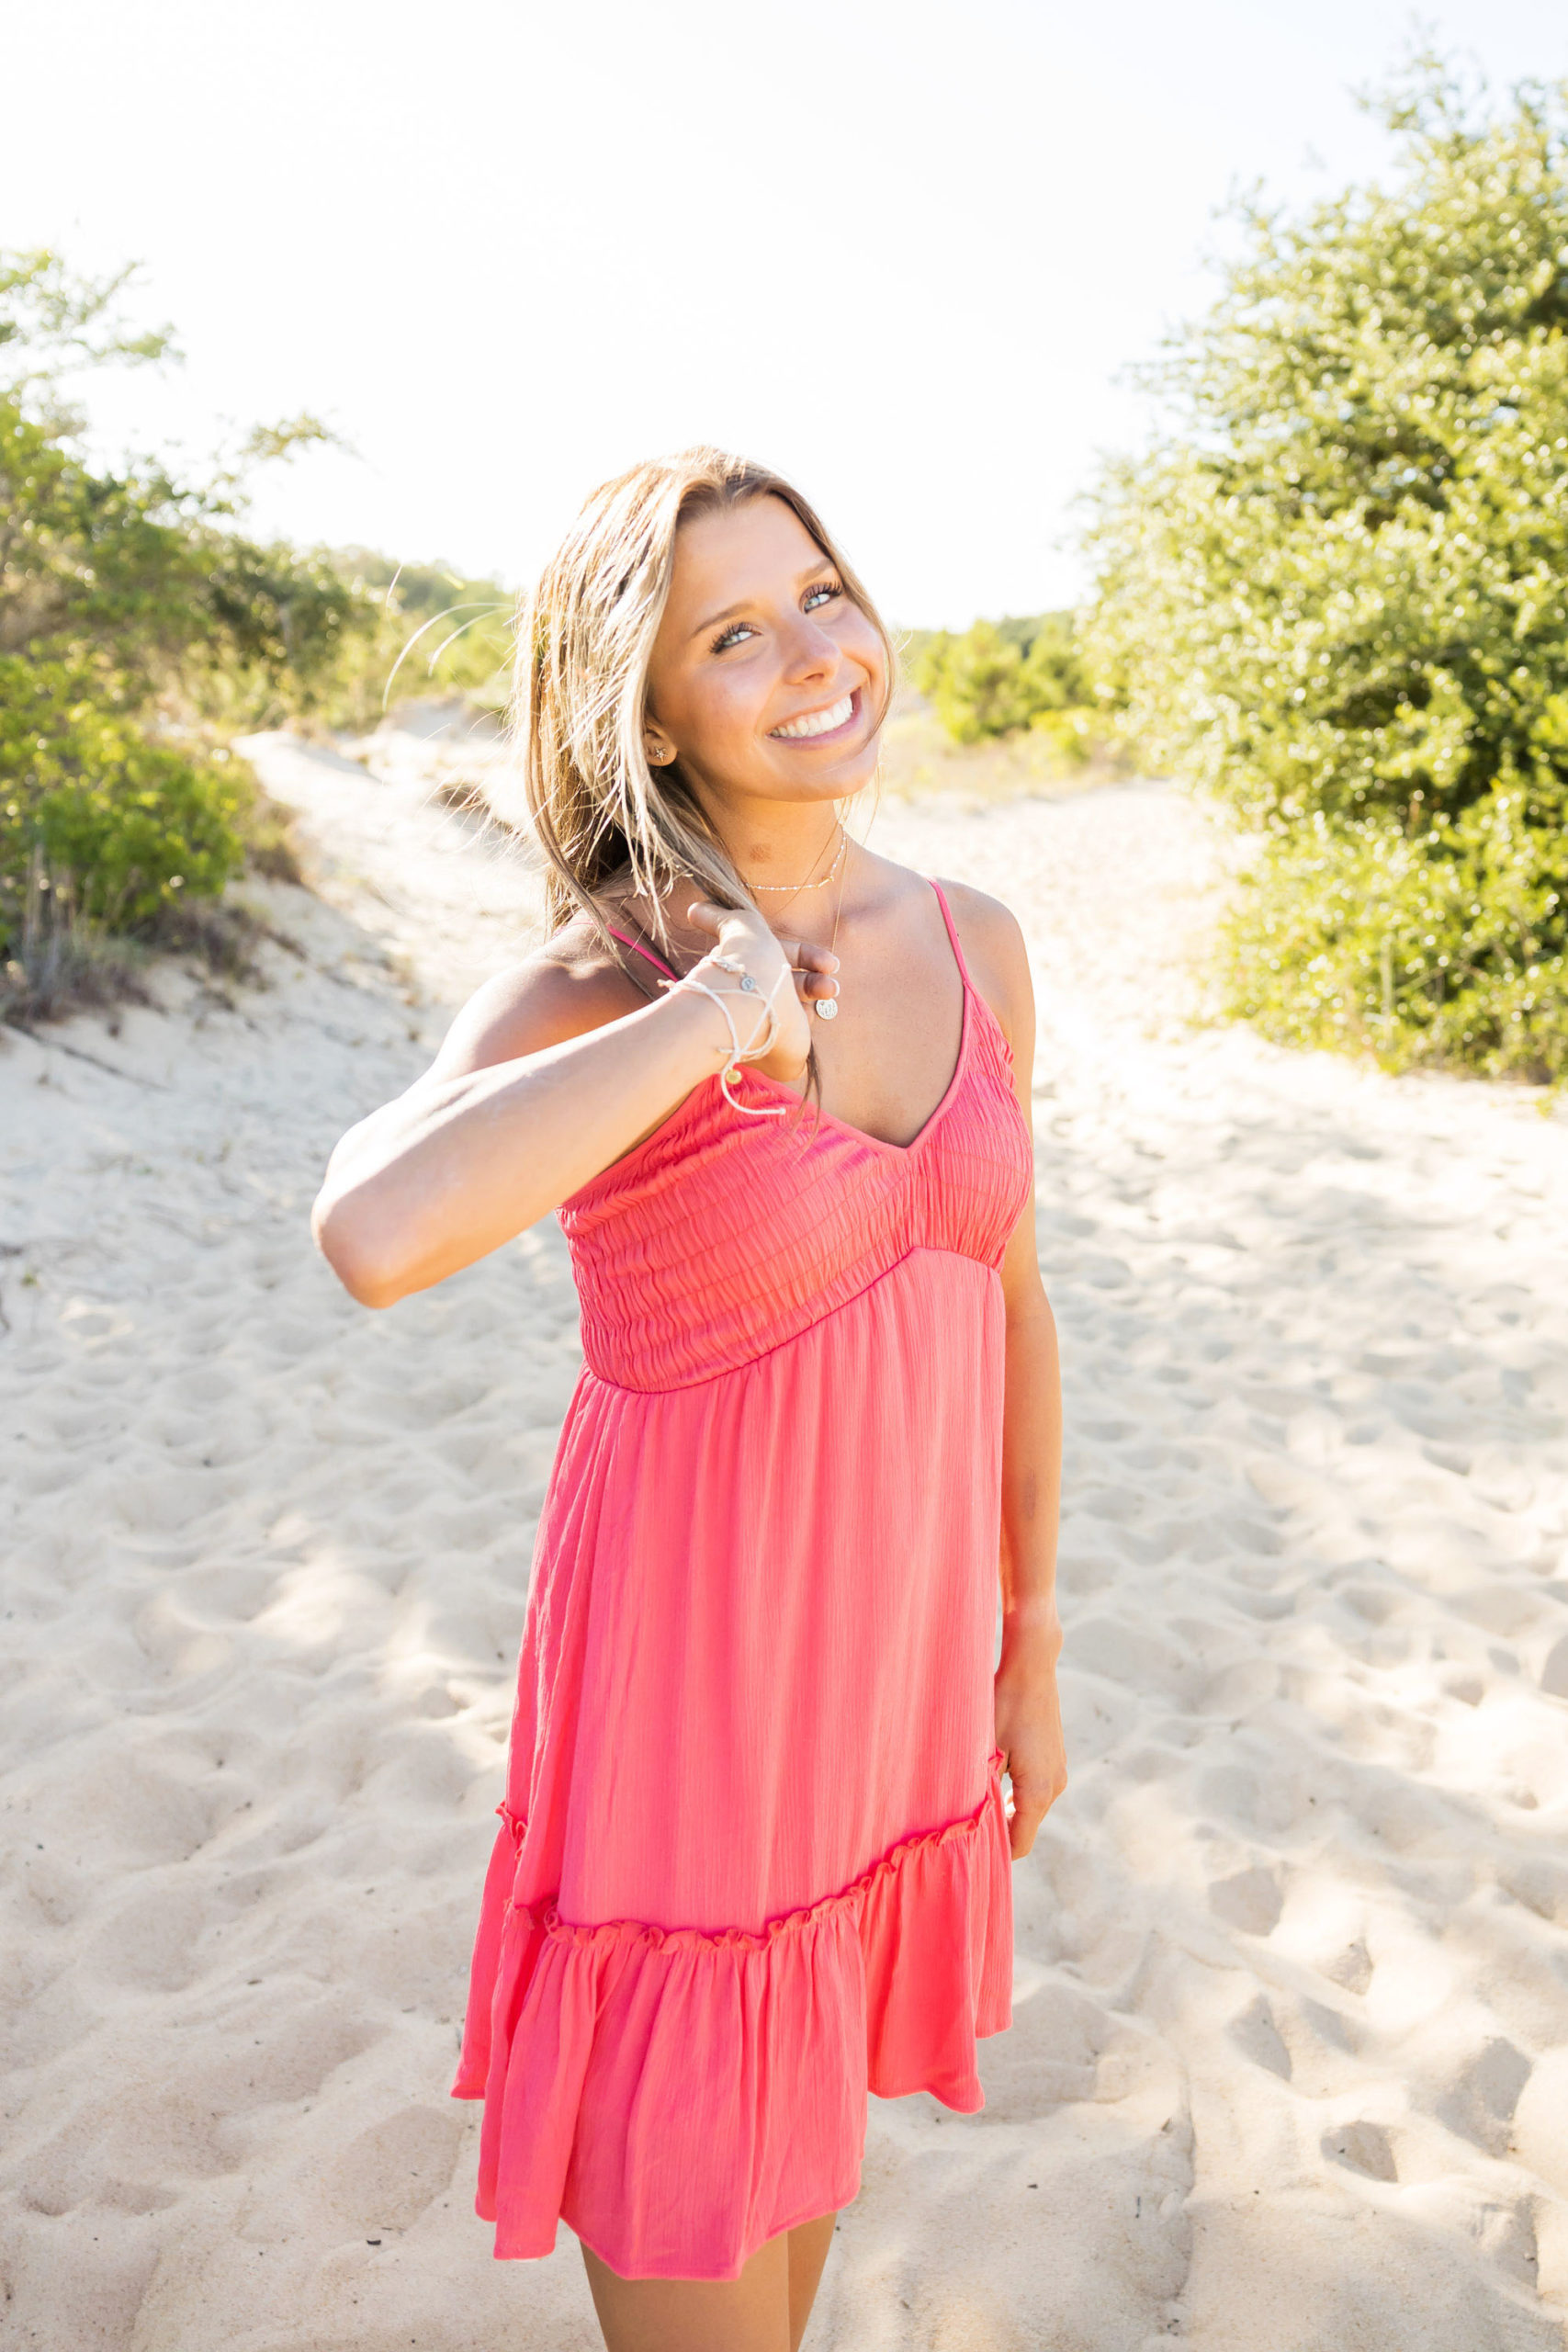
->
xmin=833 ymin=737 xmax=883 ymax=796
xmin=787 ymin=729 xmax=884 ymax=803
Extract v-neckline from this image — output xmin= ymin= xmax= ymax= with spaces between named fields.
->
xmin=601 ymin=875 xmax=976 ymax=1168
xmin=739 ymin=973 xmax=973 ymax=1159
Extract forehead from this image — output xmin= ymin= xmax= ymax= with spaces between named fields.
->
xmin=666 ymin=494 xmax=827 ymax=614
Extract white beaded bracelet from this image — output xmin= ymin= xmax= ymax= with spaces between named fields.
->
xmin=662 ymin=960 xmax=792 ymax=1119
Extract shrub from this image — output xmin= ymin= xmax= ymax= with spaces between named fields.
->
xmin=1084 ymin=57 xmax=1568 ymax=1079
xmin=1222 ymin=789 xmax=1568 ymax=1080
xmin=0 ymin=658 xmax=245 ymax=948
xmin=911 ymin=611 xmax=1100 ymax=752
xmin=314 ymin=550 xmax=513 ymax=730
xmin=0 ymin=848 xmax=151 ymax=1023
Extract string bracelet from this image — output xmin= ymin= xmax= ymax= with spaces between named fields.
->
xmin=660 ymin=957 xmax=793 ymax=1119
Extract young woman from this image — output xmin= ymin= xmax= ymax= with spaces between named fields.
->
xmin=311 ymin=449 xmax=1066 ymax=2352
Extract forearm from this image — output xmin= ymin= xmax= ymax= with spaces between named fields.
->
xmin=998 ymin=1283 xmax=1063 ymax=1667
xmin=312 ymin=984 xmax=727 ymax=1306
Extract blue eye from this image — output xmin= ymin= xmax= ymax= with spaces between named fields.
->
xmin=709 ymin=580 xmax=843 ymax=654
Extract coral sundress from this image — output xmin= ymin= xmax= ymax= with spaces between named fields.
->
xmin=452 ymin=879 xmax=1035 ymax=2279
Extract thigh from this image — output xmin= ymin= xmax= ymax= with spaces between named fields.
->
xmin=581 ymin=2231 xmax=791 ymax=2352
xmin=787 ymin=2211 xmax=838 ymax=2352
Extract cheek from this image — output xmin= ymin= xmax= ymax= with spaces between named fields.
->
xmin=678 ymin=664 xmax=771 ymax=752
xmin=844 ymin=613 xmax=886 ymax=685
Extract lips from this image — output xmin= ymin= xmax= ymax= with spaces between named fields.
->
xmin=769 ymin=691 xmax=855 ymax=741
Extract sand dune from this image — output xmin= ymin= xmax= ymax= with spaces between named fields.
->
xmin=1 ymin=720 xmax=1565 ymax=2349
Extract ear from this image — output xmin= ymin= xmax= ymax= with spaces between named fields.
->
xmin=643 ymin=730 xmax=676 ymax=767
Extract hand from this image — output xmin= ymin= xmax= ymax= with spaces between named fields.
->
xmin=994 ymin=1621 xmax=1067 ymax=1860
xmin=683 ymin=900 xmax=840 ymax=1085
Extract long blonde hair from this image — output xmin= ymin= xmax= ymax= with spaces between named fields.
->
xmin=513 ymin=446 xmax=894 ymax=947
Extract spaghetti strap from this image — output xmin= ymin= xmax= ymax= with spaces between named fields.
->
xmin=927 ymin=879 xmax=972 ymax=992
xmin=607 ymin=923 xmax=680 ymax=982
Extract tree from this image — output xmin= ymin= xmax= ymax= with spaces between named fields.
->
xmin=0 ymin=250 xmax=371 ymax=982
xmin=1083 ymin=56 xmax=1568 ymax=1079
xmin=1 ymin=254 xmax=364 ymax=723
xmin=0 ymin=248 xmax=511 ymax=1005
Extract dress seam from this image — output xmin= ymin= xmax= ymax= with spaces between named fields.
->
xmin=579 ymin=1244 xmax=1001 ymax=1397
xmin=502 ymin=1750 xmax=1006 ymax=1953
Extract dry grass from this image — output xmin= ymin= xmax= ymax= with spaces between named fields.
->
xmin=239 ymin=786 xmax=307 ymax=885
xmin=1 ymin=783 xmax=307 ymax=1030
xmin=0 ymin=860 xmax=151 ymax=1026
xmin=1 ymin=854 xmax=297 ymax=1032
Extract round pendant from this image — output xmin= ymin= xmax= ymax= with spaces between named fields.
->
xmin=814 ymin=996 xmax=838 ymax=1021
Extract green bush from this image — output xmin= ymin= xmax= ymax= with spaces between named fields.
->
xmin=1223 ymin=789 xmax=1567 ymax=1079
xmin=910 ymin=611 xmax=1100 ymax=751
xmin=0 ymin=658 xmax=245 ymax=947
xmin=0 ymin=250 xmax=346 ymax=1010
xmin=1083 ymin=58 xmax=1568 ymax=1080
xmin=315 ymin=550 xmax=513 ymax=729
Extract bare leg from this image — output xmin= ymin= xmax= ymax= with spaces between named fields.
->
xmin=581 ymin=2230 xmax=790 ymax=2352
xmin=580 ymin=2211 xmax=840 ymax=2352
xmin=786 ymin=2211 xmax=838 ymax=2350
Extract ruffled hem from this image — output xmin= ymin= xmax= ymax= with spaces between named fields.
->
xmin=451 ymin=1762 xmax=1013 ymax=2280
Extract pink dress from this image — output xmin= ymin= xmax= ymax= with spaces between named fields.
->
xmin=452 ymin=880 xmax=1034 ymax=2279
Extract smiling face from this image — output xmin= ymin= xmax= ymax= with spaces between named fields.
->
xmin=642 ymin=493 xmax=887 ymax=820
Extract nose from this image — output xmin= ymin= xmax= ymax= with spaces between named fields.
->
xmin=778 ymin=608 xmax=837 ymax=682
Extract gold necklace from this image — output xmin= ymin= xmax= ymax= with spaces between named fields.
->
xmin=813 ymin=829 xmax=851 ymax=1021
xmin=746 ymin=820 xmax=846 ymax=895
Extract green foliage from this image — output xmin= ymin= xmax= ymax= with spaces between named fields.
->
xmin=0 ymin=247 xmax=175 ymax=408
xmin=0 ymin=250 xmax=345 ymax=1008
xmin=1222 ymin=790 xmax=1566 ymax=1079
xmin=910 ymin=610 xmax=1099 ymax=754
xmin=1084 ymin=56 xmax=1568 ymax=1079
xmin=0 ymin=659 xmax=246 ymax=948
xmin=0 ymin=388 xmax=366 ymax=725
xmin=0 ymin=248 xmax=525 ymax=1019
xmin=313 ymin=549 xmax=513 ymax=729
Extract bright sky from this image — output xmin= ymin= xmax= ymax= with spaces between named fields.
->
xmin=6 ymin=0 xmax=1567 ymax=626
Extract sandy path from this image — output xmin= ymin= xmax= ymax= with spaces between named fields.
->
xmin=1 ymin=730 xmax=1564 ymax=2350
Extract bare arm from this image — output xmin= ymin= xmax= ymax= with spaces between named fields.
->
xmin=995 ymin=1200 xmax=1066 ymax=1858
xmin=944 ymin=883 xmax=1066 ymax=1860
xmin=310 ymin=904 xmax=835 ymax=1310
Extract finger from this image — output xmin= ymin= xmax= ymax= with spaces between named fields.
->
xmin=1007 ymin=1791 xmax=1051 ymax=1860
xmin=775 ymin=933 xmax=840 ymax=976
xmin=684 ymin=899 xmax=727 ymax=937
xmin=799 ymin=970 xmax=840 ymax=1003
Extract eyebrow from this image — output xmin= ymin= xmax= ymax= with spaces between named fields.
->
xmin=689 ymin=554 xmax=837 ymax=642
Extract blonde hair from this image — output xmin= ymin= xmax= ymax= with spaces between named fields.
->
xmin=513 ymin=445 xmax=894 ymax=947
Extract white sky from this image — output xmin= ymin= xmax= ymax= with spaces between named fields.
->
xmin=5 ymin=0 xmax=1567 ymax=627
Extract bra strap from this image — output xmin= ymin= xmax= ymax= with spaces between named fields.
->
xmin=606 ymin=922 xmax=680 ymax=982
xmin=927 ymin=879 xmax=973 ymax=991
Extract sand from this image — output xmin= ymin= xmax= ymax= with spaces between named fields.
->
xmin=2 ymin=715 xmax=1565 ymax=2351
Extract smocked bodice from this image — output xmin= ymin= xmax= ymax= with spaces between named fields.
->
xmin=557 ymin=984 xmax=1033 ymax=1392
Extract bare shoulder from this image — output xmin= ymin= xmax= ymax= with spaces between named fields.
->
xmin=933 ymin=877 xmax=1033 ymax=1044
xmin=429 ymin=904 xmax=653 ymax=1079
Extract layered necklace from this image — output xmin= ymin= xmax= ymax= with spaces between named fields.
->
xmin=742 ymin=816 xmax=849 ymax=1022
xmin=748 ymin=820 xmax=848 ymax=899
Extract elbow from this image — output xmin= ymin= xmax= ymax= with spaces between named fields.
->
xmin=310 ymin=1189 xmax=411 ymax=1310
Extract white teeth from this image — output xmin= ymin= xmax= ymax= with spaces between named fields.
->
xmin=771 ymin=693 xmax=853 ymax=741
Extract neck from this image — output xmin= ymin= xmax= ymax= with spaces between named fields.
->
xmin=702 ymin=793 xmax=845 ymax=894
